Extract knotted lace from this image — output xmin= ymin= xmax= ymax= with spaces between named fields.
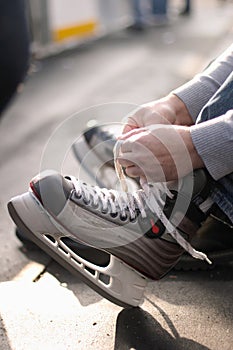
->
xmin=113 ymin=140 xmax=212 ymax=264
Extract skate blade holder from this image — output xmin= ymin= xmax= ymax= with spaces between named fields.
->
xmin=34 ymin=230 xmax=148 ymax=308
xmin=8 ymin=192 xmax=147 ymax=308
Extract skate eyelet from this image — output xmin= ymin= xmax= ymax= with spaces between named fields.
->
xmin=75 ymin=192 xmax=82 ymax=200
xmin=110 ymin=212 xmax=118 ymax=218
xmin=83 ymin=198 xmax=90 ymax=205
xmin=120 ymin=214 xmax=128 ymax=222
xmin=130 ymin=216 xmax=137 ymax=223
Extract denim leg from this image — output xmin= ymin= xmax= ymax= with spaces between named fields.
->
xmin=197 ymin=72 xmax=233 ymax=223
xmin=183 ymin=0 xmax=191 ymax=13
xmin=151 ymin=0 xmax=167 ymax=16
xmin=131 ymin=0 xmax=144 ymax=25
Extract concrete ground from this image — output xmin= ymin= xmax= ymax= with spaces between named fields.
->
xmin=0 ymin=1 xmax=233 ymax=349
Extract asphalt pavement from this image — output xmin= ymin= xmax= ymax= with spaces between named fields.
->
xmin=0 ymin=1 xmax=233 ymax=349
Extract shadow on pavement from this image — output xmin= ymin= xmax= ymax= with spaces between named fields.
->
xmin=114 ymin=307 xmax=210 ymax=350
xmin=151 ymin=264 xmax=233 ymax=308
xmin=170 ymin=263 xmax=233 ymax=283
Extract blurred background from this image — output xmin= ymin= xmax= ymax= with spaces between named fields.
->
xmin=0 ymin=1 xmax=233 ymax=349
xmin=1 ymin=0 xmax=233 ymax=198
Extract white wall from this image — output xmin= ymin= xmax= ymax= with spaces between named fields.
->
xmin=48 ymin=0 xmax=98 ymax=30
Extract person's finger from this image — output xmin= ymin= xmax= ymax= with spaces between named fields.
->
xmin=139 ymin=175 xmax=147 ymax=187
xmin=118 ymin=127 xmax=147 ymax=141
xmin=122 ymin=106 xmax=154 ymax=134
xmin=119 ymin=128 xmax=139 ymax=140
xmin=119 ymin=140 xmax=133 ymax=153
xmin=122 ymin=115 xmax=139 ymax=134
xmin=117 ymin=157 xmax=135 ymax=168
xmin=122 ymin=124 xmax=136 ymax=134
xmin=125 ymin=165 xmax=144 ymax=178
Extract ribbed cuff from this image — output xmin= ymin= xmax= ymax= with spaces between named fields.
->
xmin=173 ymin=77 xmax=219 ymax=122
xmin=173 ymin=44 xmax=233 ymax=122
xmin=190 ymin=112 xmax=233 ymax=180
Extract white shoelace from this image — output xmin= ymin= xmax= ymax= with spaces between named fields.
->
xmin=71 ymin=176 xmax=147 ymax=220
xmin=113 ymin=140 xmax=212 ymax=264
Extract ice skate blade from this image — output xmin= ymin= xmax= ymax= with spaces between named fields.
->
xmin=8 ymin=196 xmax=148 ymax=308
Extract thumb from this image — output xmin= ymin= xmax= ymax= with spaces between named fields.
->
xmin=121 ymin=115 xmax=140 ymax=134
xmin=122 ymin=124 xmax=136 ymax=134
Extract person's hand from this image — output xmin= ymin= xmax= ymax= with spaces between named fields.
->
xmin=122 ymin=94 xmax=194 ymax=134
xmin=118 ymin=124 xmax=204 ymax=182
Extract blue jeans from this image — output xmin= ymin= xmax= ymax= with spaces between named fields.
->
xmin=132 ymin=0 xmax=167 ymax=25
xmin=132 ymin=0 xmax=144 ymax=25
xmin=197 ymin=72 xmax=233 ymax=223
xmin=151 ymin=0 xmax=167 ymax=16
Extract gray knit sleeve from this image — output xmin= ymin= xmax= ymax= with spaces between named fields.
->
xmin=173 ymin=44 xmax=233 ymax=121
xmin=190 ymin=110 xmax=233 ymax=180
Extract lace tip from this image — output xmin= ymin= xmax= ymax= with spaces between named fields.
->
xmin=205 ymin=256 xmax=212 ymax=265
xmin=191 ymin=248 xmax=212 ymax=265
xmin=200 ymin=252 xmax=212 ymax=265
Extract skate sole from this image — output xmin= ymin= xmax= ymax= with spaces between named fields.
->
xmin=8 ymin=201 xmax=147 ymax=308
